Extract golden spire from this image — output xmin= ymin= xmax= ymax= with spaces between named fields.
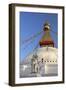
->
xmin=39 ymin=22 xmax=54 ymax=47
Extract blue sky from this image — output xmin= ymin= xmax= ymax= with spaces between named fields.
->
xmin=20 ymin=12 xmax=58 ymax=61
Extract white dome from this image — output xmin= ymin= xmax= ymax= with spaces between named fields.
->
xmin=20 ymin=47 xmax=58 ymax=77
xmin=25 ymin=47 xmax=58 ymax=64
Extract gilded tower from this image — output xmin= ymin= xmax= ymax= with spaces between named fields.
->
xmin=39 ymin=22 xmax=54 ymax=47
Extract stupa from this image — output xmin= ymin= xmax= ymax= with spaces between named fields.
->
xmin=20 ymin=22 xmax=58 ymax=78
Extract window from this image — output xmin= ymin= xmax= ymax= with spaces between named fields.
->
xmin=42 ymin=58 xmax=43 ymax=63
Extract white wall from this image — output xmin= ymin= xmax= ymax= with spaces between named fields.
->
xmin=0 ymin=0 xmax=66 ymax=90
